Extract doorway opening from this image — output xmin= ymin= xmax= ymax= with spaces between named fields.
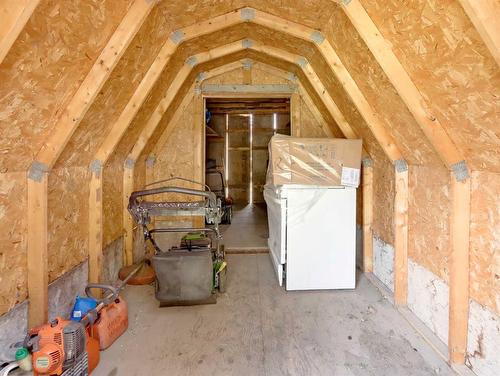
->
xmin=204 ymin=97 xmax=291 ymax=251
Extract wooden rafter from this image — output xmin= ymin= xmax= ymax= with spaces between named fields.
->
xmin=88 ymin=7 xmax=403 ymax=288
xmin=121 ymin=50 xmax=365 ymax=260
xmin=0 ymin=0 xmax=40 ymax=65
xmin=457 ymin=0 xmax=500 ymax=67
xmin=26 ymin=0 xmax=154 ymax=325
xmin=33 ymin=0 xmax=154 ymax=170
xmin=341 ymin=0 xmax=464 ymax=169
xmin=362 ymin=158 xmax=374 ymax=273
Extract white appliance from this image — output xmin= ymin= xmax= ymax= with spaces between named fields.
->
xmin=264 ymin=185 xmax=356 ymax=290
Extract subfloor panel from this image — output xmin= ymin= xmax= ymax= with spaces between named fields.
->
xmin=220 ymin=204 xmax=269 ymax=251
xmin=95 ymin=254 xmax=456 ymax=376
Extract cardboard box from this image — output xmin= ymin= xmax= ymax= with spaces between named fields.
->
xmin=267 ymin=135 xmax=362 ymax=187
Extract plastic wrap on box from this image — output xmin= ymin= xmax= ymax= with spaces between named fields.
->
xmin=266 ymin=135 xmax=362 ymax=187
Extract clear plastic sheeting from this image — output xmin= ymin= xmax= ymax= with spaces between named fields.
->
xmin=266 ymin=135 xmax=362 ymax=188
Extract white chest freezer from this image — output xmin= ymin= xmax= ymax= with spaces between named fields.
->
xmin=264 ymin=185 xmax=356 ymax=290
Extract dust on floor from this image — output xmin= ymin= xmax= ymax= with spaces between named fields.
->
xmin=220 ymin=204 xmax=269 ymax=251
xmin=94 ymin=254 xmax=456 ymax=376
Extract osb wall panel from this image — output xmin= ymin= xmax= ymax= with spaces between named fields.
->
xmin=0 ymin=172 xmax=27 ymax=315
xmin=470 ymin=171 xmax=500 ymax=314
xmin=204 ymin=68 xmax=245 ymax=84
xmin=103 ymin=162 xmax=123 ymax=247
xmin=0 ymin=0 xmax=132 ymax=172
xmin=299 ymin=98 xmax=329 ymax=138
xmin=408 ymin=165 xmax=451 ymax=282
xmin=248 ymin=53 xmax=345 ymax=139
xmin=324 ymin=8 xmax=440 ymax=166
xmin=134 ymin=156 xmax=147 ymax=191
xmin=55 ymin=5 xmax=173 ymax=168
xmin=372 ymin=152 xmax=395 ymax=245
xmin=158 ymin=1 xmax=335 ymax=31
xmin=47 ymin=167 xmax=89 ymax=282
xmin=238 ymin=24 xmax=384 ymax=158
xmin=152 ymin=97 xmax=198 ymax=203
xmin=110 ymin=23 xmax=314 ymax=165
xmin=252 ymin=66 xmax=290 ymax=85
xmin=360 ymin=0 xmax=500 ymax=171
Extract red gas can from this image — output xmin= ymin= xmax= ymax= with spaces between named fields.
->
xmin=90 ymin=296 xmax=128 ymax=350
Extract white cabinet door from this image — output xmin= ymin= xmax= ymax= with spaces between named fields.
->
xmin=264 ymin=187 xmax=287 ymax=285
xmin=285 ymin=187 xmax=356 ymax=290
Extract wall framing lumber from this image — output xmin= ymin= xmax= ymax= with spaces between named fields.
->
xmin=394 ymin=165 xmax=409 ymax=306
xmin=457 ymin=0 xmax=500 ymax=67
xmin=95 ymin=7 xmax=406 ymax=291
xmin=341 ymin=0 xmax=465 ymax=169
xmin=290 ymin=92 xmax=301 ymax=136
xmin=449 ymin=177 xmax=471 ymax=364
xmin=339 ymin=0 xmax=474 ymax=363
xmin=123 ymin=165 xmax=135 ymax=266
xmin=25 ymin=0 xmax=153 ymax=320
xmin=248 ymin=8 xmax=402 ymax=162
xmin=33 ymin=0 xmax=154 ymax=170
xmin=124 ymin=55 xmax=352 ymax=259
xmin=362 ymin=159 xmax=374 ymax=273
xmin=88 ymin=169 xmax=103 ymax=285
xmin=27 ymin=176 xmax=48 ymax=327
xmin=0 ymin=0 xmax=40 ymax=65
xmin=194 ymin=92 xmax=205 ymax=185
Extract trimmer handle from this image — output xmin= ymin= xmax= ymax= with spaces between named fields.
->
xmin=85 ymin=284 xmax=118 ymax=303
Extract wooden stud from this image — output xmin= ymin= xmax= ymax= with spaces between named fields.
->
xmin=341 ymin=0 xmax=463 ymax=168
xmin=243 ymin=65 xmax=252 ymax=85
xmin=290 ymin=92 xmax=301 ymax=137
xmin=457 ymin=0 xmax=500 ymax=67
xmin=27 ymin=176 xmax=48 ymax=327
xmin=394 ymin=165 xmax=409 ymax=306
xmin=449 ymin=176 xmax=471 ymax=364
xmin=362 ymin=162 xmax=374 ymax=273
xmin=127 ymin=41 xmax=245 ymax=163
xmin=194 ymin=93 xmax=205 ymax=185
xmin=0 ymin=0 xmax=40 ymax=65
xmin=123 ymin=165 xmax=135 ymax=266
xmin=94 ymin=39 xmax=178 ymax=164
xmin=88 ymin=169 xmax=103 ymax=286
xmin=34 ymin=0 xmax=154 ymax=169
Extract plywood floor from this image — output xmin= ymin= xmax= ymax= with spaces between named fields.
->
xmin=95 ymin=254 xmax=456 ymax=376
xmin=220 ymin=204 xmax=269 ymax=251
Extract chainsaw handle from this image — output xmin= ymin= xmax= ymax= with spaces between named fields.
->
xmin=85 ymin=284 xmax=118 ymax=302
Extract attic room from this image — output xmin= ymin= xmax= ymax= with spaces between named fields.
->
xmin=0 ymin=1 xmax=498 ymax=375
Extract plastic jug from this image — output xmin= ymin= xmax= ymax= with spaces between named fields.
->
xmin=71 ymin=296 xmax=97 ymax=321
xmin=91 ymin=296 xmax=128 ymax=350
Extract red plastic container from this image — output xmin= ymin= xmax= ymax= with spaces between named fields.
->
xmin=90 ymin=296 xmax=128 ymax=350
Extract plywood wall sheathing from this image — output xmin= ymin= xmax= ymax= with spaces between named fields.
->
xmin=0 ymin=172 xmax=27 ymax=315
xmin=359 ymin=0 xmax=500 ymax=172
xmin=469 ymin=172 xmax=500 ymax=314
xmin=0 ymin=0 xmax=40 ymax=64
xmin=362 ymin=160 xmax=374 ymax=273
xmin=0 ymin=0 xmax=133 ymax=173
xmin=456 ymin=0 xmax=500 ymax=66
xmin=408 ymin=166 xmax=451 ymax=282
xmin=33 ymin=0 xmax=154 ymax=171
xmin=341 ymin=0 xmax=463 ymax=169
xmin=23 ymin=0 xmax=152 ymax=326
xmin=56 ymin=4 xmax=175 ymax=169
